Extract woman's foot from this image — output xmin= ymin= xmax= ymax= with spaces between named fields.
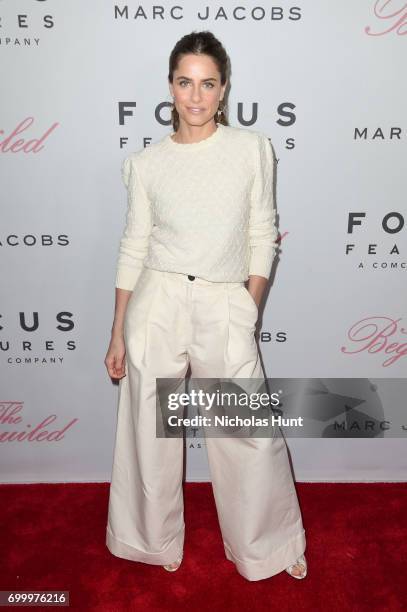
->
xmin=285 ymin=554 xmax=307 ymax=579
xmin=163 ymin=554 xmax=183 ymax=572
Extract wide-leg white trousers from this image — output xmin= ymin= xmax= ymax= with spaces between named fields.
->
xmin=106 ymin=266 xmax=306 ymax=581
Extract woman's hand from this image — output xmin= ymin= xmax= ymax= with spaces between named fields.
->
xmin=105 ymin=287 xmax=133 ymax=380
xmin=105 ymin=334 xmax=126 ymax=379
xmin=247 ymin=275 xmax=268 ymax=308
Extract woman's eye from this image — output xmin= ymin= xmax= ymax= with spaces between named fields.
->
xmin=178 ymin=81 xmax=215 ymax=88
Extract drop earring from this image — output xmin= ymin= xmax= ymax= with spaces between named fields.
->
xmin=216 ymin=100 xmax=226 ymax=122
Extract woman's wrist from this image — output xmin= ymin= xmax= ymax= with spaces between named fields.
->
xmin=111 ymin=324 xmax=124 ymax=339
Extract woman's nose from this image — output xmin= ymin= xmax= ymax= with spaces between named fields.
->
xmin=190 ymin=88 xmax=202 ymax=103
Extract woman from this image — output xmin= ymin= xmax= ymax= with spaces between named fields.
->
xmin=104 ymin=30 xmax=307 ymax=581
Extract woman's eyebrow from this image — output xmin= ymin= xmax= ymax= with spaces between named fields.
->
xmin=175 ymin=76 xmax=218 ymax=82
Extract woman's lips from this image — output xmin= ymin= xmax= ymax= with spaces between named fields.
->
xmin=187 ymin=108 xmax=204 ymax=113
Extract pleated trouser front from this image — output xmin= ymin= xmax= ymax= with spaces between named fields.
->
xmin=106 ymin=265 xmax=306 ymax=581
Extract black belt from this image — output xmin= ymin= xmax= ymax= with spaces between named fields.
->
xmin=187 ymin=275 xmax=195 ymax=281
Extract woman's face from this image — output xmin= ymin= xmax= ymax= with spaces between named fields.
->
xmin=169 ymin=53 xmax=226 ymax=129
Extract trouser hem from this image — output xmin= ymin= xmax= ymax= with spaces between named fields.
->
xmin=223 ymin=529 xmax=306 ymax=581
xmin=106 ymin=523 xmax=185 ymax=566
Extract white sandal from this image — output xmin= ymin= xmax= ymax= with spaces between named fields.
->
xmin=163 ymin=553 xmax=183 ymax=572
xmin=285 ymin=554 xmax=307 ymax=579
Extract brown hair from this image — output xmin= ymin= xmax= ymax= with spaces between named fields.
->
xmin=168 ymin=30 xmax=230 ymax=132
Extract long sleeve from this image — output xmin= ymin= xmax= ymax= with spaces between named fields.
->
xmin=248 ymin=133 xmax=279 ymax=280
xmin=115 ymin=154 xmax=153 ymax=290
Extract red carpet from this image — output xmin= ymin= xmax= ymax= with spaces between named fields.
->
xmin=0 ymin=482 xmax=405 ymax=611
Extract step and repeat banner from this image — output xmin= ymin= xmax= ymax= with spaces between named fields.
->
xmin=1 ymin=1 xmax=406 ymax=483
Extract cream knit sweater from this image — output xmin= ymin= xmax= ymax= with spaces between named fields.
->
xmin=115 ymin=123 xmax=278 ymax=290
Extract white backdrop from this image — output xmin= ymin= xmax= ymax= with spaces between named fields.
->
xmin=1 ymin=0 xmax=406 ymax=483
